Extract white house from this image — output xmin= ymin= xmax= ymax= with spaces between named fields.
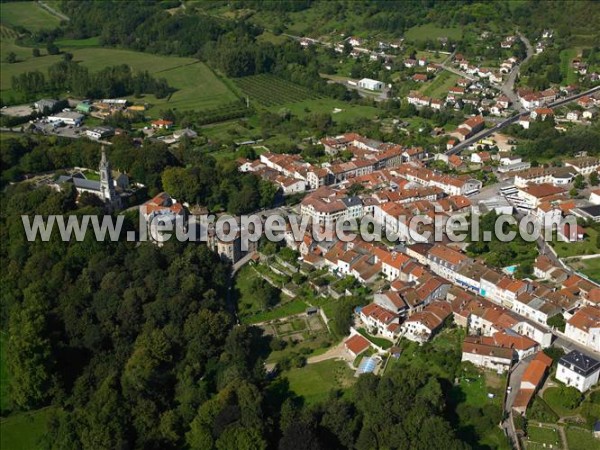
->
xmin=556 ymin=350 xmax=600 ymax=392
xmin=564 ymin=306 xmax=600 ymax=353
xmin=358 ymin=78 xmax=384 ymax=91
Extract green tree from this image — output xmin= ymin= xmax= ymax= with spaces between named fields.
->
xmin=32 ymin=48 xmax=41 ymax=57
xmin=7 ymin=286 xmax=55 ymax=409
xmin=589 ymin=171 xmax=599 ymax=186
xmin=6 ymin=52 xmax=17 ymax=63
xmin=547 ymin=313 xmax=566 ymax=331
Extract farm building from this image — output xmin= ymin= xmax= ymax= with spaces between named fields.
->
xmin=358 ymin=78 xmax=384 ymax=91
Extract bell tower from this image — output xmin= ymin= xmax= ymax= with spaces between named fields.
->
xmin=99 ymin=146 xmax=117 ymax=204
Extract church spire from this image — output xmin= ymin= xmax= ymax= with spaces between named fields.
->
xmin=99 ymin=146 xmax=117 ymax=204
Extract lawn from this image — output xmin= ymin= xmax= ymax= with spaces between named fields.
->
xmin=551 ymin=227 xmax=600 ymax=258
xmin=565 ymin=427 xmax=599 ymax=450
xmin=579 ymin=258 xmax=600 ymax=283
xmin=0 ymin=407 xmax=57 ymax=450
xmin=284 ymin=359 xmax=355 ymax=406
xmin=1 ymin=44 xmax=239 ymax=115
xmin=356 ymin=328 xmax=392 ymax=349
xmin=0 ymin=331 xmax=8 ymax=413
xmin=420 ymin=71 xmax=459 ymax=99
xmin=404 ymin=24 xmax=463 ymax=42
xmin=1 ymin=2 xmax=61 ymax=31
xmin=527 ymin=426 xmax=562 ymax=448
xmin=543 ymin=387 xmax=580 ymax=417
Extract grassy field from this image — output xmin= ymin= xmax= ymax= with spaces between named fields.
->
xmin=405 ymin=24 xmax=463 ymax=42
xmin=1 ymin=2 xmax=61 ymax=31
xmin=526 ymin=426 xmax=562 ymax=448
xmin=420 ymin=70 xmax=459 ymax=98
xmin=0 ymin=407 xmax=56 ymax=450
xmin=54 ymin=36 xmax=101 ymax=48
xmin=279 ymin=98 xmax=382 ymax=122
xmin=285 ymin=359 xmax=355 ymax=406
xmin=552 ymin=227 xmax=600 ymax=258
xmin=565 ymin=427 xmax=599 ymax=450
xmin=560 ymin=48 xmax=580 ymax=85
xmin=0 ymin=331 xmax=8 ymax=413
xmin=0 ymin=43 xmax=239 ymax=115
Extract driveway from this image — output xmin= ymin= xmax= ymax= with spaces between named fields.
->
xmin=306 ymin=341 xmax=349 ymax=364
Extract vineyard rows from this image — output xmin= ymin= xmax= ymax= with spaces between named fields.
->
xmin=235 ymin=74 xmax=320 ymax=107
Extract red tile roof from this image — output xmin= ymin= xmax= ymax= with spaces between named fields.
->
xmin=345 ymin=334 xmax=370 ymax=355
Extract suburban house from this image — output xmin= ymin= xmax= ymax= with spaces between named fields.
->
xmin=344 ymin=333 xmax=371 ymax=358
xmin=556 ymin=350 xmax=600 ymax=392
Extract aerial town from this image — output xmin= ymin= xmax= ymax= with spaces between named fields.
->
xmin=1 ymin=1 xmax=600 ymax=449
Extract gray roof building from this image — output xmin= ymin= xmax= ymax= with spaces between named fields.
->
xmin=559 ymin=350 xmax=600 ymax=377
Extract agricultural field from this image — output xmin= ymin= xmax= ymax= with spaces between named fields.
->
xmin=234 ymin=74 xmax=321 ymax=107
xmin=420 ymin=71 xmax=459 ymax=99
xmin=1 ymin=2 xmax=62 ymax=32
xmin=0 ymin=41 xmax=239 ymax=115
xmin=284 ymin=359 xmax=355 ymax=406
xmin=404 ymin=24 xmax=463 ymax=43
xmin=560 ymin=48 xmax=580 ymax=85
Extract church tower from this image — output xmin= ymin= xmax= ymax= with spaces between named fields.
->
xmin=99 ymin=146 xmax=117 ymax=205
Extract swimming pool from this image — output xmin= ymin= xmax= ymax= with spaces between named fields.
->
xmin=504 ymin=265 xmax=517 ymax=275
xmin=357 ymin=356 xmax=378 ymax=375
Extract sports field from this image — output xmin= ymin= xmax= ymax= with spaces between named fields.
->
xmin=0 ymin=2 xmax=62 ymax=31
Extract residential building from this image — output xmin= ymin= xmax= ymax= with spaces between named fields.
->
xmin=556 ymin=350 xmax=600 ymax=392
xmin=564 ymin=306 xmax=600 ymax=352
xmin=461 ymin=337 xmax=515 ymax=373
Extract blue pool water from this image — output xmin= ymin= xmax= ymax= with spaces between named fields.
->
xmin=504 ymin=265 xmax=517 ymax=274
xmin=357 ymin=356 xmax=377 ymax=374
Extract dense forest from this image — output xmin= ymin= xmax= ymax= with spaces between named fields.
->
xmin=0 ymin=142 xmax=473 ymax=448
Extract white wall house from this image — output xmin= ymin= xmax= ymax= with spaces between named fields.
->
xmin=556 ymin=350 xmax=600 ymax=392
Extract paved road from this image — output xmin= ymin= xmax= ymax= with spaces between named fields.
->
xmin=499 ymin=32 xmax=534 ymax=114
xmin=502 ymin=356 xmax=533 ymax=448
xmin=446 ymin=85 xmax=600 ymax=156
